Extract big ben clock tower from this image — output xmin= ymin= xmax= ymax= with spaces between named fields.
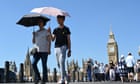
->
xmin=107 ymin=28 xmax=119 ymax=64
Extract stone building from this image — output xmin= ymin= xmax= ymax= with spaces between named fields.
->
xmin=24 ymin=48 xmax=34 ymax=82
xmin=66 ymin=59 xmax=92 ymax=82
xmin=107 ymin=28 xmax=119 ymax=64
xmin=0 ymin=61 xmax=17 ymax=83
xmin=67 ymin=59 xmax=80 ymax=82
xmin=0 ymin=68 xmax=4 ymax=82
xmin=9 ymin=61 xmax=17 ymax=73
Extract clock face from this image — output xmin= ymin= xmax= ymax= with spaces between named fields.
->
xmin=109 ymin=46 xmax=115 ymax=53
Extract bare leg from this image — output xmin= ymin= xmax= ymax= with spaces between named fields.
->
xmin=120 ymin=77 xmax=124 ymax=83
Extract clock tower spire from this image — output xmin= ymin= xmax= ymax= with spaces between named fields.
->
xmin=107 ymin=26 xmax=119 ymax=64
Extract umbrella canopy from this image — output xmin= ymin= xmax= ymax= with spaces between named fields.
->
xmin=16 ymin=14 xmax=50 ymax=27
xmin=31 ymin=7 xmax=70 ymax=17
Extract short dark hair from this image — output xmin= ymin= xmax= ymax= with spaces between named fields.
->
xmin=38 ymin=19 xmax=46 ymax=26
xmin=128 ymin=53 xmax=132 ymax=55
xmin=57 ymin=15 xmax=65 ymax=20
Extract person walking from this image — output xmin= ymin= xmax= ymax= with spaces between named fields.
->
xmin=87 ymin=58 xmax=93 ymax=82
xmin=99 ymin=63 xmax=105 ymax=81
xmin=118 ymin=55 xmax=127 ymax=83
xmin=114 ymin=62 xmax=120 ymax=81
xmin=134 ymin=60 xmax=140 ymax=81
xmin=49 ymin=15 xmax=71 ymax=84
xmin=104 ymin=64 xmax=110 ymax=81
xmin=125 ymin=52 xmax=135 ymax=82
xmin=93 ymin=60 xmax=99 ymax=81
xmin=32 ymin=19 xmax=51 ymax=84
xmin=109 ymin=61 xmax=115 ymax=81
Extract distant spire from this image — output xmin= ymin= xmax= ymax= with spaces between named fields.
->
xmin=25 ymin=47 xmax=30 ymax=63
xmin=76 ymin=60 xmax=78 ymax=67
xmin=108 ymin=24 xmax=116 ymax=43
xmin=110 ymin=24 xmax=114 ymax=35
xmin=27 ymin=47 xmax=30 ymax=55
xmin=24 ymin=47 xmax=32 ymax=69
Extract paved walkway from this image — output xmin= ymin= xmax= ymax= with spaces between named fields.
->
xmin=1 ymin=81 xmax=140 ymax=84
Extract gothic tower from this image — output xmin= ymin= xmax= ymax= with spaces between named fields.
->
xmin=107 ymin=27 xmax=119 ymax=64
xmin=24 ymin=48 xmax=34 ymax=80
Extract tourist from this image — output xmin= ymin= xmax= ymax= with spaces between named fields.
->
xmin=114 ymin=62 xmax=120 ymax=81
xmin=49 ymin=15 xmax=71 ymax=84
xmin=99 ymin=63 xmax=105 ymax=81
xmin=32 ymin=19 xmax=51 ymax=84
xmin=134 ymin=60 xmax=140 ymax=81
xmin=118 ymin=55 xmax=127 ymax=83
xmin=125 ymin=52 xmax=135 ymax=82
xmin=109 ymin=61 xmax=115 ymax=81
xmin=87 ymin=58 xmax=93 ymax=82
xmin=93 ymin=60 xmax=99 ymax=81
xmin=104 ymin=64 xmax=110 ymax=81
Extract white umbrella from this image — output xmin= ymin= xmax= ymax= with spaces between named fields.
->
xmin=31 ymin=7 xmax=70 ymax=17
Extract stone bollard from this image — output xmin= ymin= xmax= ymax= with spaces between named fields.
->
xmin=53 ymin=68 xmax=57 ymax=82
xmin=19 ymin=63 xmax=24 ymax=82
xmin=4 ymin=61 xmax=9 ymax=83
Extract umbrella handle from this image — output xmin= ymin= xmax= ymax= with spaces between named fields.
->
xmin=33 ymin=26 xmax=35 ymax=32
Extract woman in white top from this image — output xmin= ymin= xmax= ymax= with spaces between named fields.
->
xmin=32 ymin=19 xmax=51 ymax=84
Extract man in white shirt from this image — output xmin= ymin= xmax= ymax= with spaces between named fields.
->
xmin=32 ymin=19 xmax=51 ymax=84
xmin=93 ymin=61 xmax=99 ymax=81
xmin=99 ymin=63 xmax=105 ymax=81
xmin=125 ymin=52 xmax=135 ymax=82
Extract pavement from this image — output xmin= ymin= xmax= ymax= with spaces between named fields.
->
xmin=1 ymin=81 xmax=140 ymax=84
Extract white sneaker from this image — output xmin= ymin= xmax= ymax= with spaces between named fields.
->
xmin=65 ymin=80 xmax=69 ymax=84
xmin=57 ymin=80 xmax=65 ymax=84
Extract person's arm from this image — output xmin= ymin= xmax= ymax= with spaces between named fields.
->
xmin=47 ymin=28 xmax=56 ymax=41
xmin=32 ymin=32 xmax=35 ymax=44
xmin=67 ymin=34 xmax=71 ymax=57
xmin=47 ymin=34 xmax=51 ymax=55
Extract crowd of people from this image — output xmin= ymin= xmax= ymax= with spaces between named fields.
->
xmin=86 ymin=52 xmax=140 ymax=83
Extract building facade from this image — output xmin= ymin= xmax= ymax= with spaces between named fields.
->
xmin=24 ymin=49 xmax=34 ymax=82
xmin=107 ymin=29 xmax=119 ymax=64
